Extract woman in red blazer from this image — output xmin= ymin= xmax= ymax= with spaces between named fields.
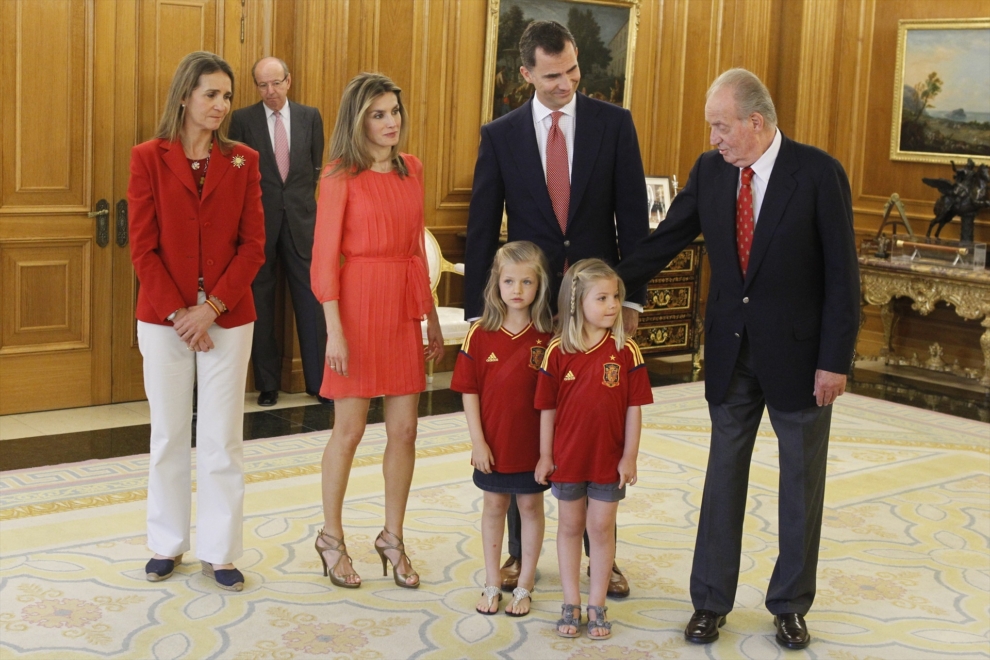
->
xmin=128 ymin=51 xmax=265 ymax=592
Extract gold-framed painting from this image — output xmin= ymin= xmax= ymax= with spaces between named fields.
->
xmin=890 ymin=18 xmax=990 ymax=165
xmin=481 ymin=0 xmax=640 ymax=125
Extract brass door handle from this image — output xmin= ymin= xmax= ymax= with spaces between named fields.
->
xmin=90 ymin=199 xmax=110 ymax=247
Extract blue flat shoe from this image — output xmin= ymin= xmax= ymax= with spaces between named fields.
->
xmin=145 ymin=554 xmax=182 ymax=582
xmin=200 ymin=561 xmax=244 ymax=591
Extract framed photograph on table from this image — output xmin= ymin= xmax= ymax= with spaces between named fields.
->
xmin=481 ymin=0 xmax=641 ymax=124
xmin=645 ymin=176 xmax=672 ymax=228
xmin=890 ymin=18 xmax=990 ymax=165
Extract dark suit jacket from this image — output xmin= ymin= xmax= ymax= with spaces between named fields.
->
xmin=128 ymin=138 xmax=266 ymax=328
xmin=229 ymin=100 xmax=324 ymax=259
xmin=464 ymin=94 xmax=649 ymax=318
xmin=617 ymin=133 xmax=860 ymax=412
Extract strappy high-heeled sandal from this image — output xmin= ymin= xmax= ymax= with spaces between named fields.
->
xmin=314 ymin=528 xmax=361 ymax=589
xmin=374 ymin=529 xmax=419 ymax=589
xmin=476 ymin=585 xmax=501 ymax=615
xmin=586 ymin=604 xmax=612 ymax=640
xmin=556 ymin=603 xmax=582 ymax=638
xmin=505 ymin=586 xmax=532 ymax=617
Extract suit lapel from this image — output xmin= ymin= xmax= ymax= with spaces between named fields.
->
xmin=707 ymin=158 xmax=744 ymax=287
xmin=160 ymin=139 xmax=198 ymax=198
xmin=288 ymin=100 xmax=304 ymax=177
xmin=744 ymin=134 xmax=798 ymax=289
xmin=201 ymin=138 xmax=231 ymax=201
xmin=251 ymin=102 xmax=277 ymax=171
xmin=568 ymin=94 xmax=602 ymax=228
xmin=505 ymin=99 xmax=558 ymax=230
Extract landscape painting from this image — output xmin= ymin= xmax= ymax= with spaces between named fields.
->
xmin=890 ymin=19 xmax=990 ymax=165
xmin=481 ymin=0 xmax=638 ymax=124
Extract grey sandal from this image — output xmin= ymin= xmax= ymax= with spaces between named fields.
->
xmin=556 ymin=603 xmax=582 ymax=637
xmin=586 ymin=604 xmax=612 ymax=640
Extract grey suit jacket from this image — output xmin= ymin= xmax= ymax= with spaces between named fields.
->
xmin=229 ymin=100 xmax=324 ymax=259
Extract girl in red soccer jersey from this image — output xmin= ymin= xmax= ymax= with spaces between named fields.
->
xmin=451 ymin=241 xmax=554 ymax=617
xmin=534 ymin=259 xmax=654 ymax=639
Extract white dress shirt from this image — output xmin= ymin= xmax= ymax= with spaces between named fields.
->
xmin=264 ymin=102 xmax=291 ymax=153
xmin=738 ymin=128 xmax=781 ymax=225
xmin=532 ymin=95 xmax=576 ymax=182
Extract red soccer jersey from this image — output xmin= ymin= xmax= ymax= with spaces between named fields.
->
xmin=451 ymin=322 xmax=553 ymax=473
xmin=535 ymin=332 xmax=654 ymax=483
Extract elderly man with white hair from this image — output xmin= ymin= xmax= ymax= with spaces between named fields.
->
xmin=617 ymin=68 xmax=860 ymax=650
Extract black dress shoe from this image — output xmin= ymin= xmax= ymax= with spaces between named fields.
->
xmin=774 ymin=613 xmax=810 ymax=650
xmin=306 ymin=390 xmax=333 ymax=406
xmin=257 ymin=390 xmax=278 ymax=406
xmin=684 ymin=609 xmax=726 ymax=644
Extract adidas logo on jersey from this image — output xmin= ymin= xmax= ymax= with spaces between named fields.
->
xmin=563 ymin=370 xmax=576 ymax=381
xmin=486 ymin=353 xmax=498 ymax=362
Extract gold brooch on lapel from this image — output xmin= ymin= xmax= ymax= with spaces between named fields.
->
xmin=231 ymin=154 xmax=246 ymax=169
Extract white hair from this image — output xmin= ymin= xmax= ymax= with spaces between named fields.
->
xmin=707 ymin=68 xmax=777 ymax=128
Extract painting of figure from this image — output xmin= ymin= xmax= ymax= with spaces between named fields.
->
xmin=482 ymin=0 xmax=637 ymax=123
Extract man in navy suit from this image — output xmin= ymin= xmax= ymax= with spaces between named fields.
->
xmin=229 ymin=57 xmax=326 ymax=407
xmin=464 ymin=20 xmax=649 ymax=598
xmin=617 ymin=68 xmax=860 ymax=650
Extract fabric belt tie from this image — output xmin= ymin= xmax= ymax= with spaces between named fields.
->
xmin=346 ymin=255 xmax=432 ymax=321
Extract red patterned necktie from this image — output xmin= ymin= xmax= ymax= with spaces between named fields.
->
xmin=546 ymin=111 xmax=570 ymax=235
xmin=736 ymin=167 xmax=755 ymax=274
xmin=274 ymin=110 xmax=289 ymax=182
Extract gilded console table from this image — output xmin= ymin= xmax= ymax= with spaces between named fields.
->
xmin=858 ymin=256 xmax=990 ymax=387
xmin=632 ymin=241 xmax=706 ymax=369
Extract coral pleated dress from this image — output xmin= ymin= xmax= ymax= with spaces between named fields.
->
xmin=311 ymin=155 xmax=433 ymax=399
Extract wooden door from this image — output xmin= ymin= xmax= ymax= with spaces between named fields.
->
xmin=0 ymin=0 xmax=115 ymax=414
xmin=0 ymin=0 xmax=250 ymax=414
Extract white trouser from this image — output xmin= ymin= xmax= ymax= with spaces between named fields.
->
xmin=138 ymin=313 xmax=253 ymax=565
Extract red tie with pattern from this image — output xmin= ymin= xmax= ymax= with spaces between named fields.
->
xmin=736 ymin=166 xmax=755 ymax=275
xmin=274 ymin=110 xmax=289 ymax=182
xmin=546 ymin=111 xmax=569 ymax=235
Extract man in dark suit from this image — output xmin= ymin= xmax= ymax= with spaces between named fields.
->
xmin=464 ymin=21 xmax=649 ymax=598
xmin=616 ymin=68 xmax=860 ymax=650
xmin=229 ymin=57 xmax=326 ymax=407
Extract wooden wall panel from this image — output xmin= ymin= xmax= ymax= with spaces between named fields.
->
xmin=1 ymin=0 xmax=88 ymax=210
xmin=269 ymin=0 xmax=987 ymax=375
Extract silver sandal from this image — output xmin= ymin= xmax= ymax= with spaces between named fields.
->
xmin=586 ymin=604 xmax=612 ymax=640
xmin=476 ymin=585 xmax=501 ymax=615
xmin=505 ymin=587 xmax=531 ymax=618
xmin=556 ymin=603 xmax=581 ymax=637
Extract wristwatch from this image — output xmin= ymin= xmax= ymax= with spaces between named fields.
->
xmin=166 ymin=310 xmax=179 ymax=322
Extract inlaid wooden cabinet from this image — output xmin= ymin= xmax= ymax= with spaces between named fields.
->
xmin=630 ymin=241 xmax=705 ymax=366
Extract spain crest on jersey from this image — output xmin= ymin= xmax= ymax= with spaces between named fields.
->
xmin=603 ymin=362 xmax=621 ymax=387
xmin=529 ymin=345 xmax=546 ymax=370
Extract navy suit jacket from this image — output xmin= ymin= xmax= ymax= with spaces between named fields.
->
xmin=464 ymin=94 xmax=648 ymax=317
xmin=229 ymin=100 xmax=324 ymax=260
xmin=617 ymin=133 xmax=860 ymax=412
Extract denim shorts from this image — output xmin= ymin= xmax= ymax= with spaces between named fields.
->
xmin=551 ymin=480 xmax=625 ymax=502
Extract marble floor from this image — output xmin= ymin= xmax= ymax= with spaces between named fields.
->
xmin=1 ymin=357 xmax=986 ymax=472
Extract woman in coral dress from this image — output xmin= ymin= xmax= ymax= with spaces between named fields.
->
xmin=310 ymin=73 xmax=444 ymax=590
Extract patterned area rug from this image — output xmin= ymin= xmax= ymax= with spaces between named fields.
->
xmin=1 ymin=383 xmax=988 ymax=660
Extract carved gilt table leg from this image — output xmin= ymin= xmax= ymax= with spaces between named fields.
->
xmin=981 ymin=317 xmax=990 ymax=388
xmin=879 ymin=299 xmax=898 ymax=364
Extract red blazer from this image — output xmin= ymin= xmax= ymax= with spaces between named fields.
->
xmin=128 ymin=138 xmax=266 ymax=328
